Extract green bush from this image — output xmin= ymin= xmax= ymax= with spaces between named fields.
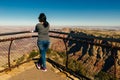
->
xmin=16 ymin=55 xmax=25 ymax=65
xmin=57 ymin=52 xmax=66 ymax=58
xmin=68 ymin=58 xmax=85 ymax=75
xmin=28 ymin=50 xmax=39 ymax=59
xmin=47 ymin=48 xmax=52 ymax=54
xmin=95 ymin=71 xmax=117 ymax=80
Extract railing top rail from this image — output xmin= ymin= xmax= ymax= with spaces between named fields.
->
xmin=0 ymin=31 xmax=31 ymax=36
xmin=0 ymin=35 xmax=33 ymax=42
xmin=49 ymin=31 xmax=120 ymax=43
xmin=0 ymin=30 xmax=120 ymax=43
xmin=0 ymin=30 xmax=120 ymax=50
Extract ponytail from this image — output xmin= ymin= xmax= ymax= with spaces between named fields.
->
xmin=43 ymin=21 xmax=49 ymax=28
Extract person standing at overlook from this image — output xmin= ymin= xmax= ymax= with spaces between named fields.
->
xmin=34 ymin=13 xmax=50 ymax=72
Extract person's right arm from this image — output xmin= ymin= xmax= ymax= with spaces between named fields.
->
xmin=34 ymin=25 xmax=38 ymax=32
xmin=31 ymin=25 xmax=38 ymax=33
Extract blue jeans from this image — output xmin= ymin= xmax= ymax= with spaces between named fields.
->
xmin=37 ymin=40 xmax=50 ymax=68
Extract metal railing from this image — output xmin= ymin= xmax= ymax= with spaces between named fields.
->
xmin=0 ymin=31 xmax=38 ymax=72
xmin=0 ymin=30 xmax=120 ymax=79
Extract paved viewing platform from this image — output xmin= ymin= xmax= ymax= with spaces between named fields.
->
xmin=0 ymin=61 xmax=75 ymax=80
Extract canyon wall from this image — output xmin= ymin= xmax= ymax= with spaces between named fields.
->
xmin=50 ymin=28 xmax=120 ymax=79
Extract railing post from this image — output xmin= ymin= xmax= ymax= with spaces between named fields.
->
xmin=63 ymin=39 xmax=68 ymax=69
xmin=112 ymin=48 xmax=117 ymax=79
xmin=8 ymin=39 xmax=13 ymax=69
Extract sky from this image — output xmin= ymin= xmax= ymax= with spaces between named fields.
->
xmin=0 ymin=0 xmax=120 ymax=28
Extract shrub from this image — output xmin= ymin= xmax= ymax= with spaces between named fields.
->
xmin=95 ymin=71 xmax=118 ymax=80
xmin=57 ymin=52 xmax=66 ymax=58
xmin=16 ymin=55 xmax=25 ymax=65
xmin=67 ymin=58 xmax=85 ymax=75
xmin=28 ymin=50 xmax=39 ymax=59
xmin=47 ymin=48 xmax=52 ymax=54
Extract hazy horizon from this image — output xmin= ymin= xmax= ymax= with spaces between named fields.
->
xmin=0 ymin=25 xmax=120 ymax=32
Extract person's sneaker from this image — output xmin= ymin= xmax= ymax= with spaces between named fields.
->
xmin=41 ymin=67 xmax=47 ymax=72
xmin=36 ymin=63 xmax=41 ymax=70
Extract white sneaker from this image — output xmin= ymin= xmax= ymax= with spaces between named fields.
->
xmin=41 ymin=67 xmax=47 ymax=72
xmin=36 ymin=63 xmax=41 ymax=70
